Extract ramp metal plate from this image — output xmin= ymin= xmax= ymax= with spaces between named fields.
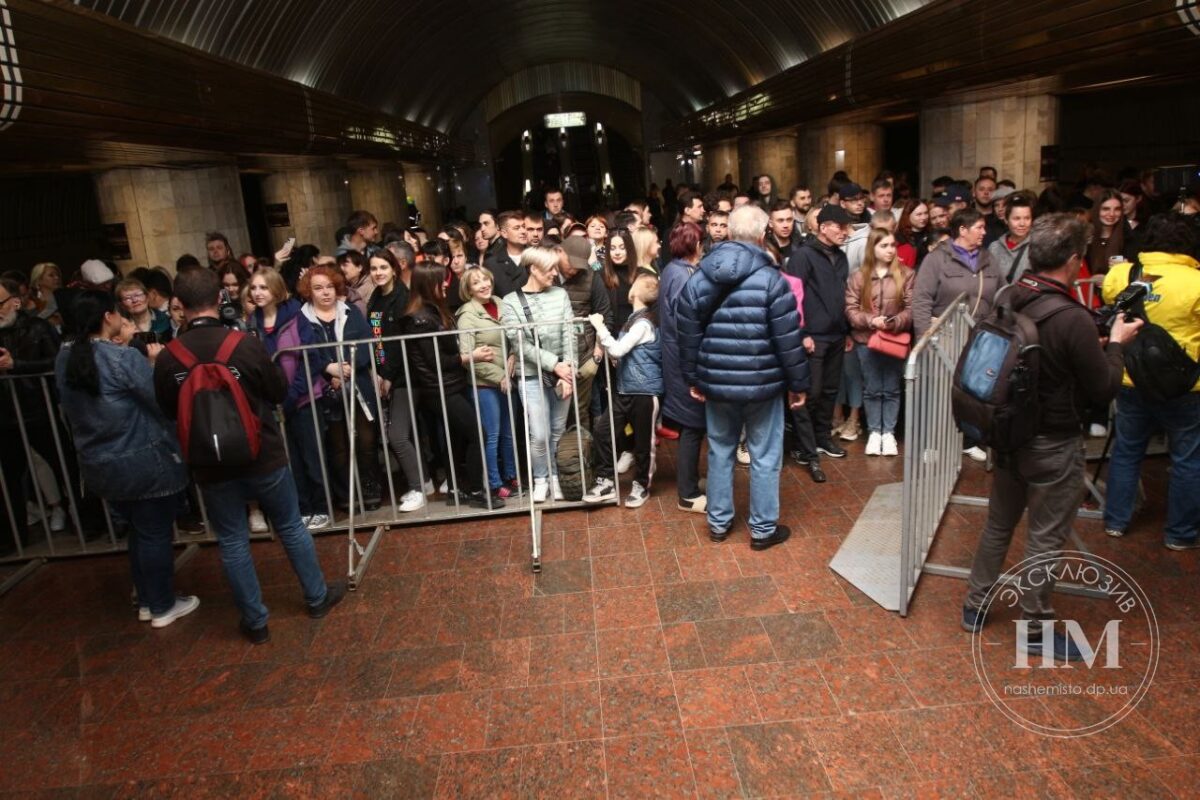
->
xmin=828 ymin=482 xmax=903 ymax=611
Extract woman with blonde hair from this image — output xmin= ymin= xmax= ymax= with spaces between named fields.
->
xmin=631 ymin=227 xmax=661 ymax=277
xmin=845 ymin=227 xmax=913 ymax=457
xmin=30 ymin=262 xmax=62 ymax=321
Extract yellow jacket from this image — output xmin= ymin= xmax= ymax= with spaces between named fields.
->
xmin=1103 ymin=251 xmax=1200 ymax=390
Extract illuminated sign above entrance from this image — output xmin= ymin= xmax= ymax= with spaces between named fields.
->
xmin=544 ymin=112 xmax=587 ymax=128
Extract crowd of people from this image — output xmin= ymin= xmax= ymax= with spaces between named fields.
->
xmin=1 ymin=163 xmax=1197 ymax=643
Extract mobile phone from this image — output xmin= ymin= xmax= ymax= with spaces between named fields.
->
xmin=285 ymin=237 xmax=296 ymax=248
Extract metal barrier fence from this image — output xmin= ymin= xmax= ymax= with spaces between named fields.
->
xmin=1 ymin=316 xmax=621 ymax=592
xmin=898 ymin=297 xmax=973 ymax=616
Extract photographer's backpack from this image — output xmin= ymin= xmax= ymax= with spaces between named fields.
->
xmin=1119 ymin=259 xmax=1200 ymax=402
xmin=167 ymin=331 xmax=262 ymax=468
xmin=951 ymin=286 xmax=1075 ymax=453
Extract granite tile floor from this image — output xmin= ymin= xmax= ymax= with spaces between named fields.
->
xmin=0 ymin=438 xmax=1195 ymax=799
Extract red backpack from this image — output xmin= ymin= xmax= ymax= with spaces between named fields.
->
xmin=166 ymin=332 xmax=262 ymax=467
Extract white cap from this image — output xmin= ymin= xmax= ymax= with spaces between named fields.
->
xmin=993 ymin=186 xmax=1015 ymax=200
xmin=80 ymin=259 xmax=115 ymax=284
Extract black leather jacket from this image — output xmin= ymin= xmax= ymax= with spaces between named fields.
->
xmin=0 ymin=311 xmax=61 ymax=429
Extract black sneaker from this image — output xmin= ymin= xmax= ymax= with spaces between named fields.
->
xmin=710 ymin=527 xmax=730 ymax=543
xmin=750 ymin=525 xmax=792 ymax=551
xmin=468 ymin=489 xmax=504 ymax=509
xmin=961 ymin=605 xmax=987 ymax=634
xmin=817 ymin=442 xmax=847 ymax=459
xmin=808 ymin=462 xmax=827 ymax=483
xmin=789 ymin=450 xmax=811 ymax=466
xmin=240 ymin=620 xmax=270 ymax=645
xmin=308 ymin=581 xmax=348 ymax=620
xmin=1019 ymin=625 xmax=1088 ymax=663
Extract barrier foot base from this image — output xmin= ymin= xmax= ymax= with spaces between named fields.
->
xmin=530 ymin=509 xmax=542 ymax=573
xmin=921 ymin=562 xmax=1109 ymax=600
xmin=0 ymin=558 xmax=46 ymax=596
xmin=173 ymin=543 xmax=200 ymax=571
xmin=349 ymin=525 xmax=385 ymax=591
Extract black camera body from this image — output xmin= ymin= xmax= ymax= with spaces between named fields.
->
xmin=1095 ymin=281 xmax=1152 ymax=334
xmin=218 ymin=288 xmax=246 ymax=331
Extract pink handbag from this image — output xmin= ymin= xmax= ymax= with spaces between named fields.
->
xmin=867 ymin=329 xmax=911 ymax=360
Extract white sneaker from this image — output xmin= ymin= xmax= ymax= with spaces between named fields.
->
xmin=736 ymin=443 xmax=750 ymax=465
xmin=963 ymin=446 xmax=987 ymax=463
xmin=150 ymin=595 xmax=200 ymax=629
xmin=438 ymin=480 xmax=449 ymax=494
xmin=138 ymin=606 xmax=151 ymax=622
xmin=398 ymin=490 xmax=426 ymax=513
xmin=551 ymin=476 xmax=565 ymax=501
xmin=677 ymin=495 xmax=707 ymax=514
xmin=583 ymin=477 xmax=616 ymax=503
xmin=307 ymin=514 xmax=331 ymax=529
xmin=616 ymin=451 xmax=635 ymax=474
xmin=881 ymin=433 xmax=899 ymax=457
xmin=532 ymin=479 xmax=549 ymax=503
xmin=1089 ymin=424 xmax=1108 ymax=438
xmin=865 ymin=431 xmax=882 ymax=456
xmin=49 ymin=506 xmax=66 ymax=532
xmin=249 ymin=509 xmax=268 ymax=533
xmin=423 ymin=480 xmax=435 ymax=496
xmin=625 ymin=482 xmax=649 ymax=509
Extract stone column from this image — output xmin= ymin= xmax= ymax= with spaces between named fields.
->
xmin=697 ymin=138 xmax=739 ymax=193
xmin=920 ymin=94 xmax=1059 ymax=193
xmin=798 ymin=123 xmax=884 ymax=193
xmin=348 ymin=166 xmax=407 ymax=230
xmin=260 ymin=167 xmax=351 ymax=253
xmin=93 ymin=164 xmax=250 ymax=273
xmin=738 ymin=131 xmax=799 ymax=196
xmin=402 ymin=163 xmax=442 ymax=233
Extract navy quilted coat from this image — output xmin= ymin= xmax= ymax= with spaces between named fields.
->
xmin=677 ymin=241 xmax=811 ymax=403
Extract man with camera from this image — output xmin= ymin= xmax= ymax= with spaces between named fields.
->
xmin=154 ymin=269 xmax=344 ymax=645
xmin=1101 ymin=213 xmax=1200 ymax=549
xmin=961 ymin=214 xmax=1142 ymax=662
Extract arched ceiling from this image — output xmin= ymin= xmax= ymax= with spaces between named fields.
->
xmin=73 ymin=0 xmax=932 ymax=133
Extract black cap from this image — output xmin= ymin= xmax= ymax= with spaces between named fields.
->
xmin=933 ymin=193 xmax=955 ymax=208
xmin=817 ymin=204 xmax=852 ymax=225
xmin=838 ymin=181 xmax=865 ymax=199
xmin=945 ymin=184 xmax=971 ymax=204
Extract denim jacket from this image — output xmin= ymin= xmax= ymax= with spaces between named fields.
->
xmin=55 ymin=340 xmax=188 ymax=502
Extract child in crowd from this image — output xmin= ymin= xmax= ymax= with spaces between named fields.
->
xmin=583 ymin=274 xmax=663 ymax=508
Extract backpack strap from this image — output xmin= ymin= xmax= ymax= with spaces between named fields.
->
xmin=214 ymin=331 xmax=244 ymax=365
xmin=165 ymin=337 xmax=197 ymax=369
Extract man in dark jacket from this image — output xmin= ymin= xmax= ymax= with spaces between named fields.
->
xmin=961 ymin=214 xmax=1142 ymax=662
xmin=485 ymin=210 xmax=529 ymax=298
xmin=677 ymin=204 xmax=809 ymax=550
xmin=154 ymin=269 xmax=344 ymax=645
xmin=558 ymin=236 xmax=613 ymax=430
xmin=0 ymin=279 xmax=64 ymax=555
xmin=785 ymin=204 xmax=852 ymax=482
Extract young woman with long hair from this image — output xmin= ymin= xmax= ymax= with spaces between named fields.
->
xmin=631 ymin=227 xmax=661 ymax=277
xmin=401 ymin=263 xmax=495 ymax=508
xmin=57 ymin=291 xmax=197 ymax=626
xmin=895 ymin=199 xmax=931 ymax=268
xmin=604 ymin=229 xmax=638 ymax=330
xmin=845 ymin=228 xmax=914 ymax=457
xmin=1087 ymin=189 xmax=1127 ymax=275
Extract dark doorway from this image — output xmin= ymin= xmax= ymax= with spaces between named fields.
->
xmin=883 ymin=117 xmax=920 ymax=198
xmin=494 ymin=125 xmax=644 ymax=212
xmin=239 ymin=173 xmax=272 ymax=258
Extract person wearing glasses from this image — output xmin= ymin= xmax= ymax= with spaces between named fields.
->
xmin=115 ymin=278 xmax=171 ymax=339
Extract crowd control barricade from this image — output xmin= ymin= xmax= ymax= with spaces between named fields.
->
xmin=271 ymin=315 xmax=620 ymax=589
xmin=830 ymin=293 xmax=1112 ymax=615
xmin=0 ymin=371 xmax=251 ymax=591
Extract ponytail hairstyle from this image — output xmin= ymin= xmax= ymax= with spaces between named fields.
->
xmin=64 ymin=291 xmax=118 ymax=397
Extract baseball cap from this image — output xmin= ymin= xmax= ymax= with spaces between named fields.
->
xmin=945 ymin=184 xmax=971 ymax=204
xmin=561 ymin=236 xmax=591 ymax=272
xmin=838 ymin=181 xmax=865 ymax=199
xmin=80 ymin=259 xmax=115 ymax=285
xmin=817 ymin=205 xmax=852 ymax=226
xmin=993 ymin=185 xmax=1015 ymax=200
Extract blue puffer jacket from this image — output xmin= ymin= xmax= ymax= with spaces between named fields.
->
xmin=677 ymin=241 xmax=810 ymax=403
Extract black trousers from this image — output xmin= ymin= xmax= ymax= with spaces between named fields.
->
xmin=669 ymin=419 xmax=705 ymax=501
xmin=420 ymin=389 xmax=484 ymax=494
xmin=594 ymin=394 xmax=659 ymax=488
xmin=791 ymin=339 xmax=845 ymax=458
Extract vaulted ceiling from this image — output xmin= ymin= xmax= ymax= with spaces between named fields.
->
xmin=73 ymin=0 xmax=932 ymax=132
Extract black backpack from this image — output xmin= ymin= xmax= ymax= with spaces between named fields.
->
xmin=951 ymin=285 xmax=1075 ymax=453
xmin=1120 ymin=259 xmax=1200 ymax=402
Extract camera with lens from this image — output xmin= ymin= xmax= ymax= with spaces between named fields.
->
xmin=218 ymin=288 xmax=246 ymax=331
xmin=1095 ymin=281 xmax=1152 ymax=334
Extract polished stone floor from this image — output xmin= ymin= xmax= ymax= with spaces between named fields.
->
xmin=0 ymin=437 xmax=1195 ymax=799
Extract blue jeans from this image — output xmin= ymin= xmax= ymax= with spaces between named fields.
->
xmin=518 ymin=379 xmax=571 ymax=480
xmin=200 ymin=465 xmax=329 ymax=629
xmin=837 ymin=342 xmax=863 ymax=409
xmin=857 ymin=345 xmax=904 ymax=434
xmin=477 ymin=387 xmax=517 ymax=489
xmin=706 ymin=396 xmax=784 ymax=539
xmin=1105 ymin=388 xmax=1200 ymax=542
xmin=114 ymin=493 xmax=183 ymax=616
